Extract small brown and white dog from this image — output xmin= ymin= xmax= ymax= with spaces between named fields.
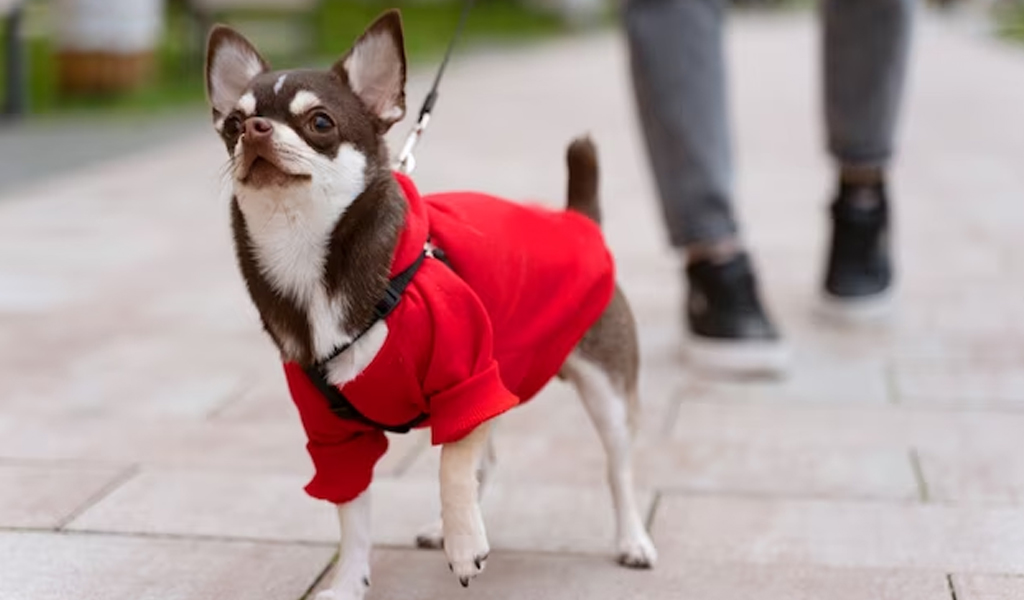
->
xmin=205 ymin=10 xmax=656 ymax=598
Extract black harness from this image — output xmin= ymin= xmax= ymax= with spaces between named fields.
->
xmin=302 ymin=243 xmax=448 ymax=434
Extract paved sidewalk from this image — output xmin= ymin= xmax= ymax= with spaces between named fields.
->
xmin=3 ymin=11 xmax=1024 ymax=600
xmin=0 ymin=112 xmax=207 ymax=196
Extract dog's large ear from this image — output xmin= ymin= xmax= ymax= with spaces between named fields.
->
xmin=335 ymin=10 xmax=407 ymax=129
xmin=206 ymin=25 xmax=269 ymax=121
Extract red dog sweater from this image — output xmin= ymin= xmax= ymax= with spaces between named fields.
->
xmin=283 ymin=172 xmax=615 ymax=504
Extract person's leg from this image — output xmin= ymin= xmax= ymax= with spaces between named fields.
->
xmin=624 ymin=0 xmax=736 ymax=255
xmin=824 ymin=0 xmax=912 ymax=173
xmin=821 ymin=0 xmax=913 ymax=317
xmin=624 ymin=0 xmax=786 ymax=375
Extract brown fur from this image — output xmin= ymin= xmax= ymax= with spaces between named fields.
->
xmin=566 ymin=137 xmax=602 ymax=224
xmin=564 ymin=138 xmax=641 ymax=416
xmin=324 ymin=176 xmax=407 ymax=334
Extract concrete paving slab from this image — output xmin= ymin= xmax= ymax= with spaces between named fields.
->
xmin=67 ymin=469 xmax=337 ymax=544
xmin=0 ymin=461 xmax=129 ymax=528
xmin=653 ymin=494 xmax=1024 ymax=573
xmin=952 ymin=574 xmax=1024 ymax=600
xmin=0 ymin=530 xmax=332 ymax=600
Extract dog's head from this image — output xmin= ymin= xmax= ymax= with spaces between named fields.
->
xmin=205 ymin=10 xmax=407 ymax=195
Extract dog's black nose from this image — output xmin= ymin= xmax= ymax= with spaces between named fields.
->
xmin=244 ymin=117 xmax=273 ymax=140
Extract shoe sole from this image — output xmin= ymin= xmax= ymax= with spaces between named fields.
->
xmin=817 ymin=290 xmax=894 ymax=325
xmin=685 ymin=336 xmax=790 ymax=379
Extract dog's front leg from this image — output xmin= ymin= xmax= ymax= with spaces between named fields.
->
xmin=316 ymin=490 xmax=372 ymax=600
xmin=441 ymin=422 xmax=492 ymax=587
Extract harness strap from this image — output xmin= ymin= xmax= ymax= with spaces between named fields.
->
xmin=303 ymin=243 xmax=449 ymax=434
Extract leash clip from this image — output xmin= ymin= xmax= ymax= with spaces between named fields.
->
xmin=396 ymin=112 xmax=431 ymax=175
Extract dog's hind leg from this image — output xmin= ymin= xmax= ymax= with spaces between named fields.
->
xmin=414 ymin=425 xmax=498 ymax=549
xmin=562 ymin=288 xmax=658 ymax=569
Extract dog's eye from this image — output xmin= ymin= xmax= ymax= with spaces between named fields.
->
xmin=222 ymin=115 xmax=242 ymax=138
xmin=310 ymin=112 xmax=335 ymax=134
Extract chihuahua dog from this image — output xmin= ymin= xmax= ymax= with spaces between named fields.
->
xmin=205 ymin=10 xmax=656 ymax=598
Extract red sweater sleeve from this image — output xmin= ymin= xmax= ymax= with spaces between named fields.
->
xmin=283 ymin=363 xmax=388 ymax=504
xmin=419 ymin=261 xmax=520 ymax=445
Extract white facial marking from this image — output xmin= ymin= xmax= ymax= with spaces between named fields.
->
xmin=289 ymin=90 xmax=321 ymax=116
xmin=274 ymin=74 xmax=288 ymax=95
xmin=209 ymin=41 xmax=265 ymax=115
xmin=332 ymin=143 xmax=370 ymax=197
xmin=233 ymin=127 xmax=370 ymax=363
xmin=237 ymin=92 xmax=256 ymax=116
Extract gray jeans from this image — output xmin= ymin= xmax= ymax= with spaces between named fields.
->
xmin=625 ymin=0 xmax=913 ymax=247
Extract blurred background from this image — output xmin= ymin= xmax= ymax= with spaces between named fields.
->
xmin=1 ymin=0 xmax=1023 ymax=188
xmin=2 ymin=0 xmax=1023 ymax=116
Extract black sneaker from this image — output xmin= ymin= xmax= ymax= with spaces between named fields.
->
xmin=685 ymin=253 xmax=788 ymax=376
xmin=821 ymin=181 xmax=893 ymax=321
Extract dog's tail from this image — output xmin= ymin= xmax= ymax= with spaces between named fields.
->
xmin=566 ymin=136 xmax=601 ymax=225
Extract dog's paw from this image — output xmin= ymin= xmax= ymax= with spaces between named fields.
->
xmin=414 ymin=519 xmax=444 ymax=550
xmin=616 ymin=530 xmax=658 ymax=569
xmin=446 ymin=540 xmax=489 ymax=587
xmin=443 ymin=509 xmax=489 ymax=587
xmin=616 ymin=532 xmax=658 ymax=569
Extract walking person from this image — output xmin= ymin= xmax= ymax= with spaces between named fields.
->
xmin=624 ymin=0 xmax=912 ymax=375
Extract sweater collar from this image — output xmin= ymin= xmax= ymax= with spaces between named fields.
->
xmin=390 ymin=171 xmax=430 ymax=278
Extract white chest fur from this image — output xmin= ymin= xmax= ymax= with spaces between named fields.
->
xmin=234 ymin=141 xmax=386 ymax=385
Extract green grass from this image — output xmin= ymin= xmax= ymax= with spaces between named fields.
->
xmin=997 ymin=2 xmax=1024 ymax=43
xmin=0 ymin=0 xmax=566 ymax=117
xmin=317 ymin=0 xmax=566 ymax=60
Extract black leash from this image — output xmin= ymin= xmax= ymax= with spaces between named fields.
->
xmin=396 ymin=0 xmax=476 ymax=174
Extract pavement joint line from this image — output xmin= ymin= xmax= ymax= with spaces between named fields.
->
xmin=9 ymin=525 xmax=338 ymax=548
xmin=909 ymin=448 xmax=931 ymax=503
xmin=946 ymin=573 xmax=959 ymax=600
xmin=0 ymin=526 xmax=638 ymax=561
xmin=53 ymin=463 xmax=141 ymax=530
xmin=650 ymin=485 xmax=922 ymax=504
xmin=203 ymin=385 xmax=251 ymax=421
xmin=0 ymin=455 xmax=131 ymax=469
xmin=674 ymin=395 xmax=1024 ymax=417
xmin=299 ymin=551 xmax=339 ymax=600
xmin=644 ymin=490 xmax=662 ymax=531
xmin=6 ymin=484 xmax=1019 ymax=545
xmin=372 ymin=476 xmax=916 ymax=504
